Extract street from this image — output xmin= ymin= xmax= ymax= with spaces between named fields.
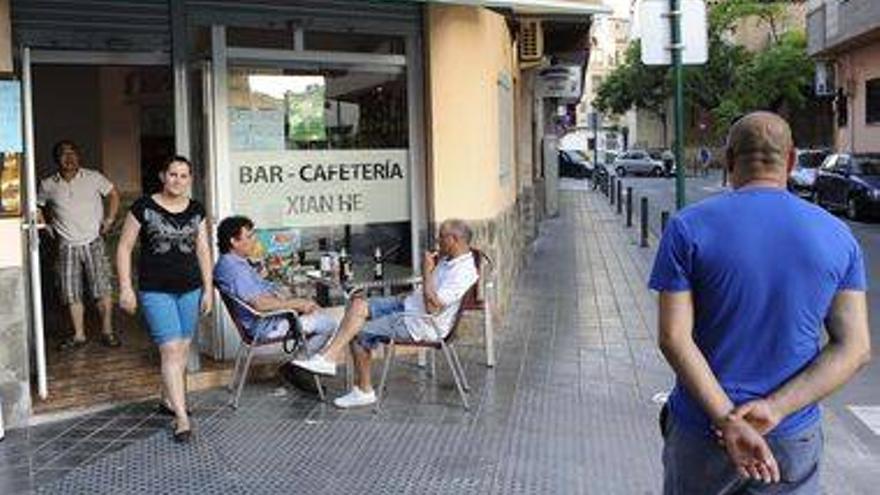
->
xmin=1 ymin=184 xmax=877 ymax=494
xmin=606 ymin=172 xmax=880 ymax=456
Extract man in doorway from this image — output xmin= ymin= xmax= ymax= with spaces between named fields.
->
xmin=650 ymin=112 xmax=870 ymax=494
xmin=38 ymin=140 xmax=121 ymax=350
xmin=213 ymin=216 xmax=337 ymax=356
xmin=292 ymin=219 xmax=478 ymax=409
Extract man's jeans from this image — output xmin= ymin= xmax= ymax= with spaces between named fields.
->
xmin=662 ymin=407 xmax=823 ymax=495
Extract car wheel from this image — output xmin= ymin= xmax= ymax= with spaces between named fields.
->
xmin=616 ymin=167 xmax=626 ymax=177
xmin=814 ymin=189 xmax=826 ymax=208
xmin=846 ymin=197 xmax=861 ymax=221
xmin=652 ymin=166 xmax=664 ymax=177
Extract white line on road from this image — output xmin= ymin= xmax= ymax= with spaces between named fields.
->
xmin=847 ymin=405 xmax=880 ymax=435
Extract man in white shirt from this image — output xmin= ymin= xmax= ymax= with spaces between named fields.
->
xmin=292 ymin=219 xmax=479 ymax=408
xmin=38 ymin=140 xmax=120 ymax=350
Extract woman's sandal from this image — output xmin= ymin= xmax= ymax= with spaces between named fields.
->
xmin=157 ymin=402 xmax=192 ymax=416
xmin=172 ymin=421 xmax=193 ymax=444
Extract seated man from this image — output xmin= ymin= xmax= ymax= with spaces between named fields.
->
xmin=293 ymin=219 xmax=479 ymax=409
xmin=214 ymin=216 xmax=336 ymax=357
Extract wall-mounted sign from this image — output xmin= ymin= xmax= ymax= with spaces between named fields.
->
xmin=231 ymin=149 xmax=410 ymax=229
xmin=536 ymin=64 xmax=582 ymax=100
xmin=0 ymin=81 xmax=23 ymax=153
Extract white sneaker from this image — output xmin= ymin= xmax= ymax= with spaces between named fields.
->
xmin=291 ymin=354 xmax=337 ymax=376
xmin=333 ymin=387 xmax=377 ymax=409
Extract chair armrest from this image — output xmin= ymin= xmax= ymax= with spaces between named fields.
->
xmin=225 ymin=292 xmax=299 ymax=319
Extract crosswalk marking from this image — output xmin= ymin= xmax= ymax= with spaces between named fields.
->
xmin=847 ymin=405 xmax=880 ymax=435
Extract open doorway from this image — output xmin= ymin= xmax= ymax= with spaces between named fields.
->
xmin=31 ymin=64 xmax=175 ymax=413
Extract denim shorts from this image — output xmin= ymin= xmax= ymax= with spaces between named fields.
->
xmin=357 ymin=296 xmax=412 ymax=350
xmin=139 ymin=289 xmax=202 ymax=346
xmin=661 ymin=407 xmax=823 ymax=495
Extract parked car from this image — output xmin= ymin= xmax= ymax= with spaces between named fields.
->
xmin=558 ymin=149 xmax=593 ymax=179
xmin=814 ymin=153 xmax=880 ymax=220
xmin=612 ymin=150 xmax=665 ymax=177
xmin=647 ymin=148 xmax=676 ymax=176
xmin=788 ymin=148 xmax=830 ymax=200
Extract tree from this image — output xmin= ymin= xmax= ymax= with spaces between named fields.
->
xmin=712 ymin=31 xmax=814 ymax=135
xmin=594 ymin=43 xmax=672 ymax=145
xmin=593 ymin=0 xmax=813 ymax=143
xmin=709 ymin=0 xmax=790 ymax=43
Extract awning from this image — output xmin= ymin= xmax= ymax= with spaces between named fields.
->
xmin=419 ymin=0 xmax=612 ymax=16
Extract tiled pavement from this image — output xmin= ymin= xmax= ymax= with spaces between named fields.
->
xmin=2 ymin=183 xmax=877 ymax=494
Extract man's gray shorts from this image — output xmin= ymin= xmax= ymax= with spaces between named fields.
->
xmin=57 ymin=238 xmax=113 ymax=305
xmin=356 ymin=296 xmax=414 ymax=350
xmin=662 ymin=409 xmax=823 ymax=495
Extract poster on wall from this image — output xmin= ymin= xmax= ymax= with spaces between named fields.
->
xmin=286 ymin=82 xmax=326 ymax=144
xmin=0 ymin=153 xmax=22 ymax=217
xmin=231 ymin=149 xmax=410 ymax=229
xmin=0 ymin=80 xmax=23 ymax=217
xmin=0 ymin=81 xmax=23 ymax=153
xmin=230 ymin=108 xmax=285 ymax=151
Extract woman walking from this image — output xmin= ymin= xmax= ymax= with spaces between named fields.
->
xmin=117 ymin=155 xmax=212 ymax=442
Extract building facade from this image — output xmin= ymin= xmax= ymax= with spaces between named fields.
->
xmin=0 ymin=0 xmax=607 ymax=426
xmin=807 ymin=0 xmax=880 ymax=153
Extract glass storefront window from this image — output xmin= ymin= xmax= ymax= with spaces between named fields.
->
xmin=227 ymin=64 xmax=412 ymax=280
xmin=305 ymin=31 xmax=405 ymax=55
xmin=225 ymin=28 xmax=404 ymax=56
xmin=228 ymin=67 xmax=407 ymax=151
xmin=227 ymin=27 xmax=295 ymax=50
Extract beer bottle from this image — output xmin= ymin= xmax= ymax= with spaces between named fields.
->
xmin=339 ymin=247 xmax=352 ymax=283
xmin=373 ymin=246 xmax=384 ymax=281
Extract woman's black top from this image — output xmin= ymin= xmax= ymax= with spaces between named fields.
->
xmin=130 ymin=196 xmax=205 ymax=293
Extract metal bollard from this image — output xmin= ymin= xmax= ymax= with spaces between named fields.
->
xmin=626 ymin=187 xmax=633 ymax=227
xmin=661 ymin=211 xmax=670 ymax=233
xmin=640 ymin=197 xmax=649 ymax=248
xmin=616 ymin=180 xmax=623 ymax=214
xmin=609 ymin=177 xmax=615 ymax=205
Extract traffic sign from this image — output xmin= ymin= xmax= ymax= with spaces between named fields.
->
xmin=640 ymin=0 xmax=708 ymax=66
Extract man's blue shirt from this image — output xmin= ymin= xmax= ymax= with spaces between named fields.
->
xmin=649 ymin=187 xmax=866 ymax=437
xmin=214 ymin=253 xmax=275 ymax=332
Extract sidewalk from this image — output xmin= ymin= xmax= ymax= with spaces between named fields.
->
xmin=1 ymin=184 xmax=876 ymax=494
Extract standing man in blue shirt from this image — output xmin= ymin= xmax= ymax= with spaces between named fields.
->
xmin=214 ymin=216 xmax=337 ymax=356
xmin=650 ymin=112 xmax=870 ymax=494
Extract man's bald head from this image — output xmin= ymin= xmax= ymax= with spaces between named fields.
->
xmin=725 ymin=112 xmax=795 ymax=187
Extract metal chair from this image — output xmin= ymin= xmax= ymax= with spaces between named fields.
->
xmin=215 ymin=287 xmax=325 ymax=408
xmin=374 ymin=248 xmax=490 ymax=411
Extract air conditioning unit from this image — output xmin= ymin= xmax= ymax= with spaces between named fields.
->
xmin=519 ymin=20 xmax=544 ymax=62
xmin=814 ymin=61 xmax=835 ymax=97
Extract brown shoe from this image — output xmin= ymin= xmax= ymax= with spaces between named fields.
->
xmin=58 ymin=336 xmax=88 ymax=351
xmin=100 ymin=332 xmax=121 ymax=348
